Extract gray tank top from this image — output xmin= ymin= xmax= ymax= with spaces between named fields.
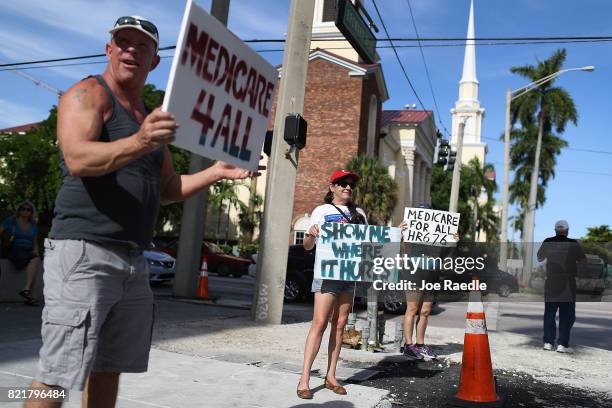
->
xmin=49 ymin=75 xmax=164 ymax=248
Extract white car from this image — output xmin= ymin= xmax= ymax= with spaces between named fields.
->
xmin=144 ymin=250 xmax=176 ymax=286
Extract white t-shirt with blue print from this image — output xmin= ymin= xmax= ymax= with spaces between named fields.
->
xmin=308 ymin=204 xmax=368 ymax=230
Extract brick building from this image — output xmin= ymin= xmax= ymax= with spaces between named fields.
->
xmin=261 ymin=48 xmax=388 ymax=244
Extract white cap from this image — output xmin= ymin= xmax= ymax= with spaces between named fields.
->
xmin=554 ymin=220 xmax=569 ymax=231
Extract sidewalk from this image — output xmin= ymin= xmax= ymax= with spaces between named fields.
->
xmin=2 ymin=296 xmax=611 ymax=407
xmin=0 ymin=339 xmax=388 ymax=408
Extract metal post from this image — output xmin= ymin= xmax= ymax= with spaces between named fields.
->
xmin=173 ymin=0 xmax=230 ymax=298
xmin=449 ymin=119 xmax=466 ymax=213
xmin=251 ymin=0 xmax=315 ymax=324
xmin=499 ymin=88 xmax=512 ymax=271
xmin=521 ymin=109 xmax=545 ymax=287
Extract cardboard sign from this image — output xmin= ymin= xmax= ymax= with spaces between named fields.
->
xmin=163 ymin=0 xmax=277 ymax=170
xmin=402 ymin=207 xmax=460 ymax=246
xmin=314 ymin=222 xmax=401 ymax=282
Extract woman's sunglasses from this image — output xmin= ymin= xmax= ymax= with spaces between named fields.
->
xmin=334 ymin=180 xmax=356 ymax=189
xmin=19 ymin=207 xmax=33 ymax=212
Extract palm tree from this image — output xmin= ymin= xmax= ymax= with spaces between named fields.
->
xmin=345 ymin=155 xmax=397 ymax=225
xmin=509 ymin=124 xmax=568 ymax=213
xmin=430 ymin=158 xmax=498 ymax=242
xmin=509 ymin=49 xmax=578 ymax=238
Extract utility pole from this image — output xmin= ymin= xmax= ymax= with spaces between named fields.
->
xmin=449 ymin=119 xmax=466 ymax=213
xmin=499 ymin=88 xmax=511 ymax=272
xmin=173 ymin=0 xmax=229 ymax=298
xmin=251 ymin=0 xmax=315 ymax=324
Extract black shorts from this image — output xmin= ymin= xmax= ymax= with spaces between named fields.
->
xmin=7 ymin=246 xmax=36 ymax=269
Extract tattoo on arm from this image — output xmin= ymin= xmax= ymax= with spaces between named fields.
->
xmin=73 ymin=88 xmax=88 ymax=103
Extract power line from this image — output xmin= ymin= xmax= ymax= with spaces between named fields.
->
xmin=482 ymin=136 xmax=612 ymax=155
xmin=371 ymin=0 xmax=428 ymax=113
xmin=489 ymin=162 xmax=612 ymax=177
xmin=182 ymin=35 xmax=612 ymax=42
xmin=2 ymin=38 xmax=612 ymax=70
xmin=405 ymin=0 xmax=450 ymax=138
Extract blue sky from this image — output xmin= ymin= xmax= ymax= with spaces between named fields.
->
xmin=0 ymin=0 xmax=610 ymax=242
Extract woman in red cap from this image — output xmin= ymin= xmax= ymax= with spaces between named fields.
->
xmin=297 ymin=170 xmax=366 ymax=399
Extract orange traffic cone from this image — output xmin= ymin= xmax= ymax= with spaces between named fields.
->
xmin=196 ymin=257 xmax=209 ymax=299
xmin=448 ymin=290 xmax=506 ymax=407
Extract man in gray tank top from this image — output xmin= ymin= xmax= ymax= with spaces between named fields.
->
xmin=26 ymin=16 xmax=261 ymax=408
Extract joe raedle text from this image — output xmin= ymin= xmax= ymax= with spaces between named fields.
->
xmin=373 ymin=279 xmax=487 ymax=292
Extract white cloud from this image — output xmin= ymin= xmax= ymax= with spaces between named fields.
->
xmin=0 ymin=0 xmax=182 ymax=43
xmin=0 ymin=99 xmax=48 ymax=128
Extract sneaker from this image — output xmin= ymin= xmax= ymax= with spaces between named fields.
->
xmin=403 ymin=344 xmax=424 ymax=360
xmin=543 ymin=343 xmax=554 ymax=351
xmin=417 ymin=345 xmax=438 ymax=360
xmin=556 ymin=345 xmax=574 ymax=354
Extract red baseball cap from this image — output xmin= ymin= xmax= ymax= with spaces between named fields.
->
xmin=329 ymin=170 xmax=360 ymax=184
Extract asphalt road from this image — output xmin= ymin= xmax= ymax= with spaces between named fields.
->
xmin=153 ymin=275 xmax=612 ymax=350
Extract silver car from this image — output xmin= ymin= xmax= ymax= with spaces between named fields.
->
xmin=144 ymin=250 xmax=176 ymax=285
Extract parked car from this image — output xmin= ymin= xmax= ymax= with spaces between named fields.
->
xmin=152 ymin=238 xmax=252 ymax=278
xmin=576 ymin=254 xmax=607 ymax=295
xmin=144 ymin=250 xmax=176 ymax=286
xmin=250 ymin=245 xmax=316 ymax=302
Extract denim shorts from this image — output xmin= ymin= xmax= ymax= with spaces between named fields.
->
xmin=311 ymin=278 xmax=355 ymax=295
xmin=36 ymin=239 xmax=155 ymax=390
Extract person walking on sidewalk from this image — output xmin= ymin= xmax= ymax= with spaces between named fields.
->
xmin=537 ymin=220 xmax=585 ymax=354
xmin=26 ymin=16 xmax=260 ymax=408
xmin=297 ymin=170 xmax=367 ymax=399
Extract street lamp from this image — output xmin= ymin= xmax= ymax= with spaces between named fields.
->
xmin=498 ymin=66 xmax=594 ymax=281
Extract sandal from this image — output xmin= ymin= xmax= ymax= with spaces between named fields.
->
xmin=18 ymin=289 xmax=32 ymax=300
xmin=296 ymin=387 xmax=313 ymax=399
xmin=19 ymin=290 xmax=39 ymax=306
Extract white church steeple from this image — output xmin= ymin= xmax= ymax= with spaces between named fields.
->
xmin=460 ymin=0 xmax=478 ymax=86
xmin=450 ymin=0 xmax=487 ymax=166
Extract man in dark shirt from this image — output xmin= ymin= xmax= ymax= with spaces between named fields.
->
xmin=537 ymin=220 xmax=585 ymax=353
xmin=26 ymin=16 xmax=260 ymax=408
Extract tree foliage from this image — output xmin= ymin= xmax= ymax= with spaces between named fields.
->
xmin=345 ymin=155 xmax=397 ymax=225
xmin=0 ymin=107 xmax=61 ymax=227
xmin=430 ymin=158 xmax=498 ymax=242
xmin=581 ymin=225 xmax=612 ymax=263
xmin=0 ymin=84 xmax=193 ymax=237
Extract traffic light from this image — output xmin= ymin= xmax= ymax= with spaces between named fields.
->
xmin=444 ymin=149 xmax=457 ymax=171
xmin=433 ymin=138 xmax=450 ymax=166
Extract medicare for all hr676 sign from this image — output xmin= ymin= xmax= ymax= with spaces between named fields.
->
xmin=163 ymin=0 xmax=277 ymax=171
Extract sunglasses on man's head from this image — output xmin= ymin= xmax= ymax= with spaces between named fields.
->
xmin=114 ymin=16 xmax=158 ymax=37
xmin=334 ymin=180 xmax=356 ymax=189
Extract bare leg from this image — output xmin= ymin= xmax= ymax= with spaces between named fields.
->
xmin=23 ymin=380 xmax=62 ymax=408
xmin=325 ymin=293 xmax=352 ymax=386
xmin=24 ymin=257 xmax=41 ymax=291
xmin=415 ymin=301 xmax=433 ymax=344
xmin=82 ymin=372 xmax=120 ymax=408
xmin=404 ymin=301 xmax=419 ymax=344
xmin=298 ymin=293 xmax=335 ymax=390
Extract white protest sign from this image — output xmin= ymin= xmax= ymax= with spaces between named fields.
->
xmin=163 ymin=0 xmax=277 ymax=170
xmin=314 ymin=222 xmax=401 ymax=282
xmin=402 ymin=207 xmax=460 ymax=246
